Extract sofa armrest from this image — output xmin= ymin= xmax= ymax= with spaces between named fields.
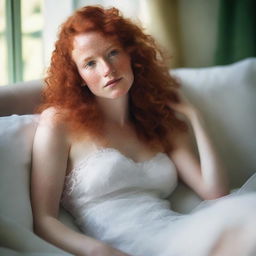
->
xmin=0 ymin=80 xmax=43 ymax=117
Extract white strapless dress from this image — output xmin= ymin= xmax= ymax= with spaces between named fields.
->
xmin=61 ymin=148 xmax=256 ymax=256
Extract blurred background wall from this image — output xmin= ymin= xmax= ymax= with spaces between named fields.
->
xmin=0 ymin=0 xmax=255 ymax=85
xmin=62 ymin=0 xmax=256 ymax=69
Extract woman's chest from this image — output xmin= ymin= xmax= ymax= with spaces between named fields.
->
xmin=68 ymin=128 xmax=163 ymax=174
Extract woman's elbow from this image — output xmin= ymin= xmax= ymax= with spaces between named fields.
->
xmin=33 ymin=215 xmax=54 ymax=237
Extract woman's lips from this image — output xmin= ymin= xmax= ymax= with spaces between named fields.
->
xmin=105 ymin=78 xmax=123 ymax=87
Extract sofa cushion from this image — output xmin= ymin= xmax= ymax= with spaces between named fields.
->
xmin=0 ymin=215 xmax=72 ymax=255
xmin=0 ymin=115 xmax=38 ymax=229
xmin=0 ymin=114 xmax=81 ymax=233
xmin=171 ymin=58 xmax=256 ymax=188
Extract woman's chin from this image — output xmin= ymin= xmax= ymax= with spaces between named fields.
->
xmin=108 ymin=88 xmax=130 ymax=99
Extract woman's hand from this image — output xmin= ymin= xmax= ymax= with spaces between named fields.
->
xmin=84 ymin=240 xmax=132 ymax=256
xmin=167 ymin=88 xmax=196 ymax=118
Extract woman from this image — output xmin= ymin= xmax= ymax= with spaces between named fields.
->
xmin=31 ymin=5 xmax=256 ymax=256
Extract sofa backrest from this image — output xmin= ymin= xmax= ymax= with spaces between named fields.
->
xmin=0 ymin=79 xmax=43 ymax=116
xmin=171 ymin=58 xmax=256 ymax=188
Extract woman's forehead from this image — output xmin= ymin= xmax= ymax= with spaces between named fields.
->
xmin=73 ymin=32 xmax=120 ymax=49
xmin=71 ymin=32 xmax=121 ymax=60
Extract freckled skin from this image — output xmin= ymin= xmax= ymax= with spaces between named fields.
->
xmin=72 ymin=32 xmax=134 ymax=99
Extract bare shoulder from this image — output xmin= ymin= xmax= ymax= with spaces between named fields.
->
xmin=33 ymin=107 xmax=72 ymax=170
xmin=40 ymin=107 xmax=64 ymax=126
xmin=38 ymin=107 xmax=71 ymax=139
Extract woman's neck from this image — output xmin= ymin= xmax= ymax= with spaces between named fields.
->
xmin=96 ymin=95 xmax=130 ymax=127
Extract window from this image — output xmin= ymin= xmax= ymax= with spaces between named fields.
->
xmin=21 ymin=0 xmax=44 ymax=81
xmin=0 ymin=0 xmax=44 ymax=85
xmin=0 ymin=0 xmax=7 ymax=85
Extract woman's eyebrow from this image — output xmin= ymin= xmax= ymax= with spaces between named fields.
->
xmin=82 ymin=56 xmax=94 ymax=64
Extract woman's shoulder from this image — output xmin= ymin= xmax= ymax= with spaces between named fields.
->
xmin=39 ymin=107 xmax=95 ymax=146
xmin=40 ymin=106 xmax=61 ymax=120
xmin=39 ymin=107 xmax=67 ymax=126
xmin=38 ymin=107 xmax=71 ymax=140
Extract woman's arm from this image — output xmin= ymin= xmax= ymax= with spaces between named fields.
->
xmin=31 ymin=108 xmax=130 ymax=256
xmin=167 ymin=90 xmax=229 ymax=200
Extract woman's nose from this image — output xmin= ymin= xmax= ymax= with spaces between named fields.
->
xmin=101 ymin=60 xmax=114 ymax=77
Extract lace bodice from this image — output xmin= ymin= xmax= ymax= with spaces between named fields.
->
xmin=61 ymin=147 xmax=177 ymax=210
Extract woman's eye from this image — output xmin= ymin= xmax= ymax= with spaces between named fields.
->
xmin=108 ymin=49 xmax=119 ymax=58
xmin=85 ymin=60 xmax=96 ymax=68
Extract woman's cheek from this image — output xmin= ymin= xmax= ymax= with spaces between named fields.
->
xmin=84 ymin=74 xmax=101 ymax=90
xmin=81 ymin=70 xmax=93 ymax=84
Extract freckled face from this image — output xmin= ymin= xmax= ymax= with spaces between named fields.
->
xmin=72 ymin=32 xmax=134 ymax=99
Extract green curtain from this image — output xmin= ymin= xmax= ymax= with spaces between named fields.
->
xmin=215 ymin=0 xmax=256 ymax=65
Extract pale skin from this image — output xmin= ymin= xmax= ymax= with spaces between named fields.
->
xmin=31 ymin=31 xmax=255 ymax=256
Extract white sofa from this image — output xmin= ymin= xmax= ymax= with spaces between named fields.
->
xmin=0 ymin=58 xmax=256 ymax=255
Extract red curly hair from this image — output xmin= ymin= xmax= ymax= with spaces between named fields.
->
xmin=39 ymin=5 xmax=187 ymax=152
